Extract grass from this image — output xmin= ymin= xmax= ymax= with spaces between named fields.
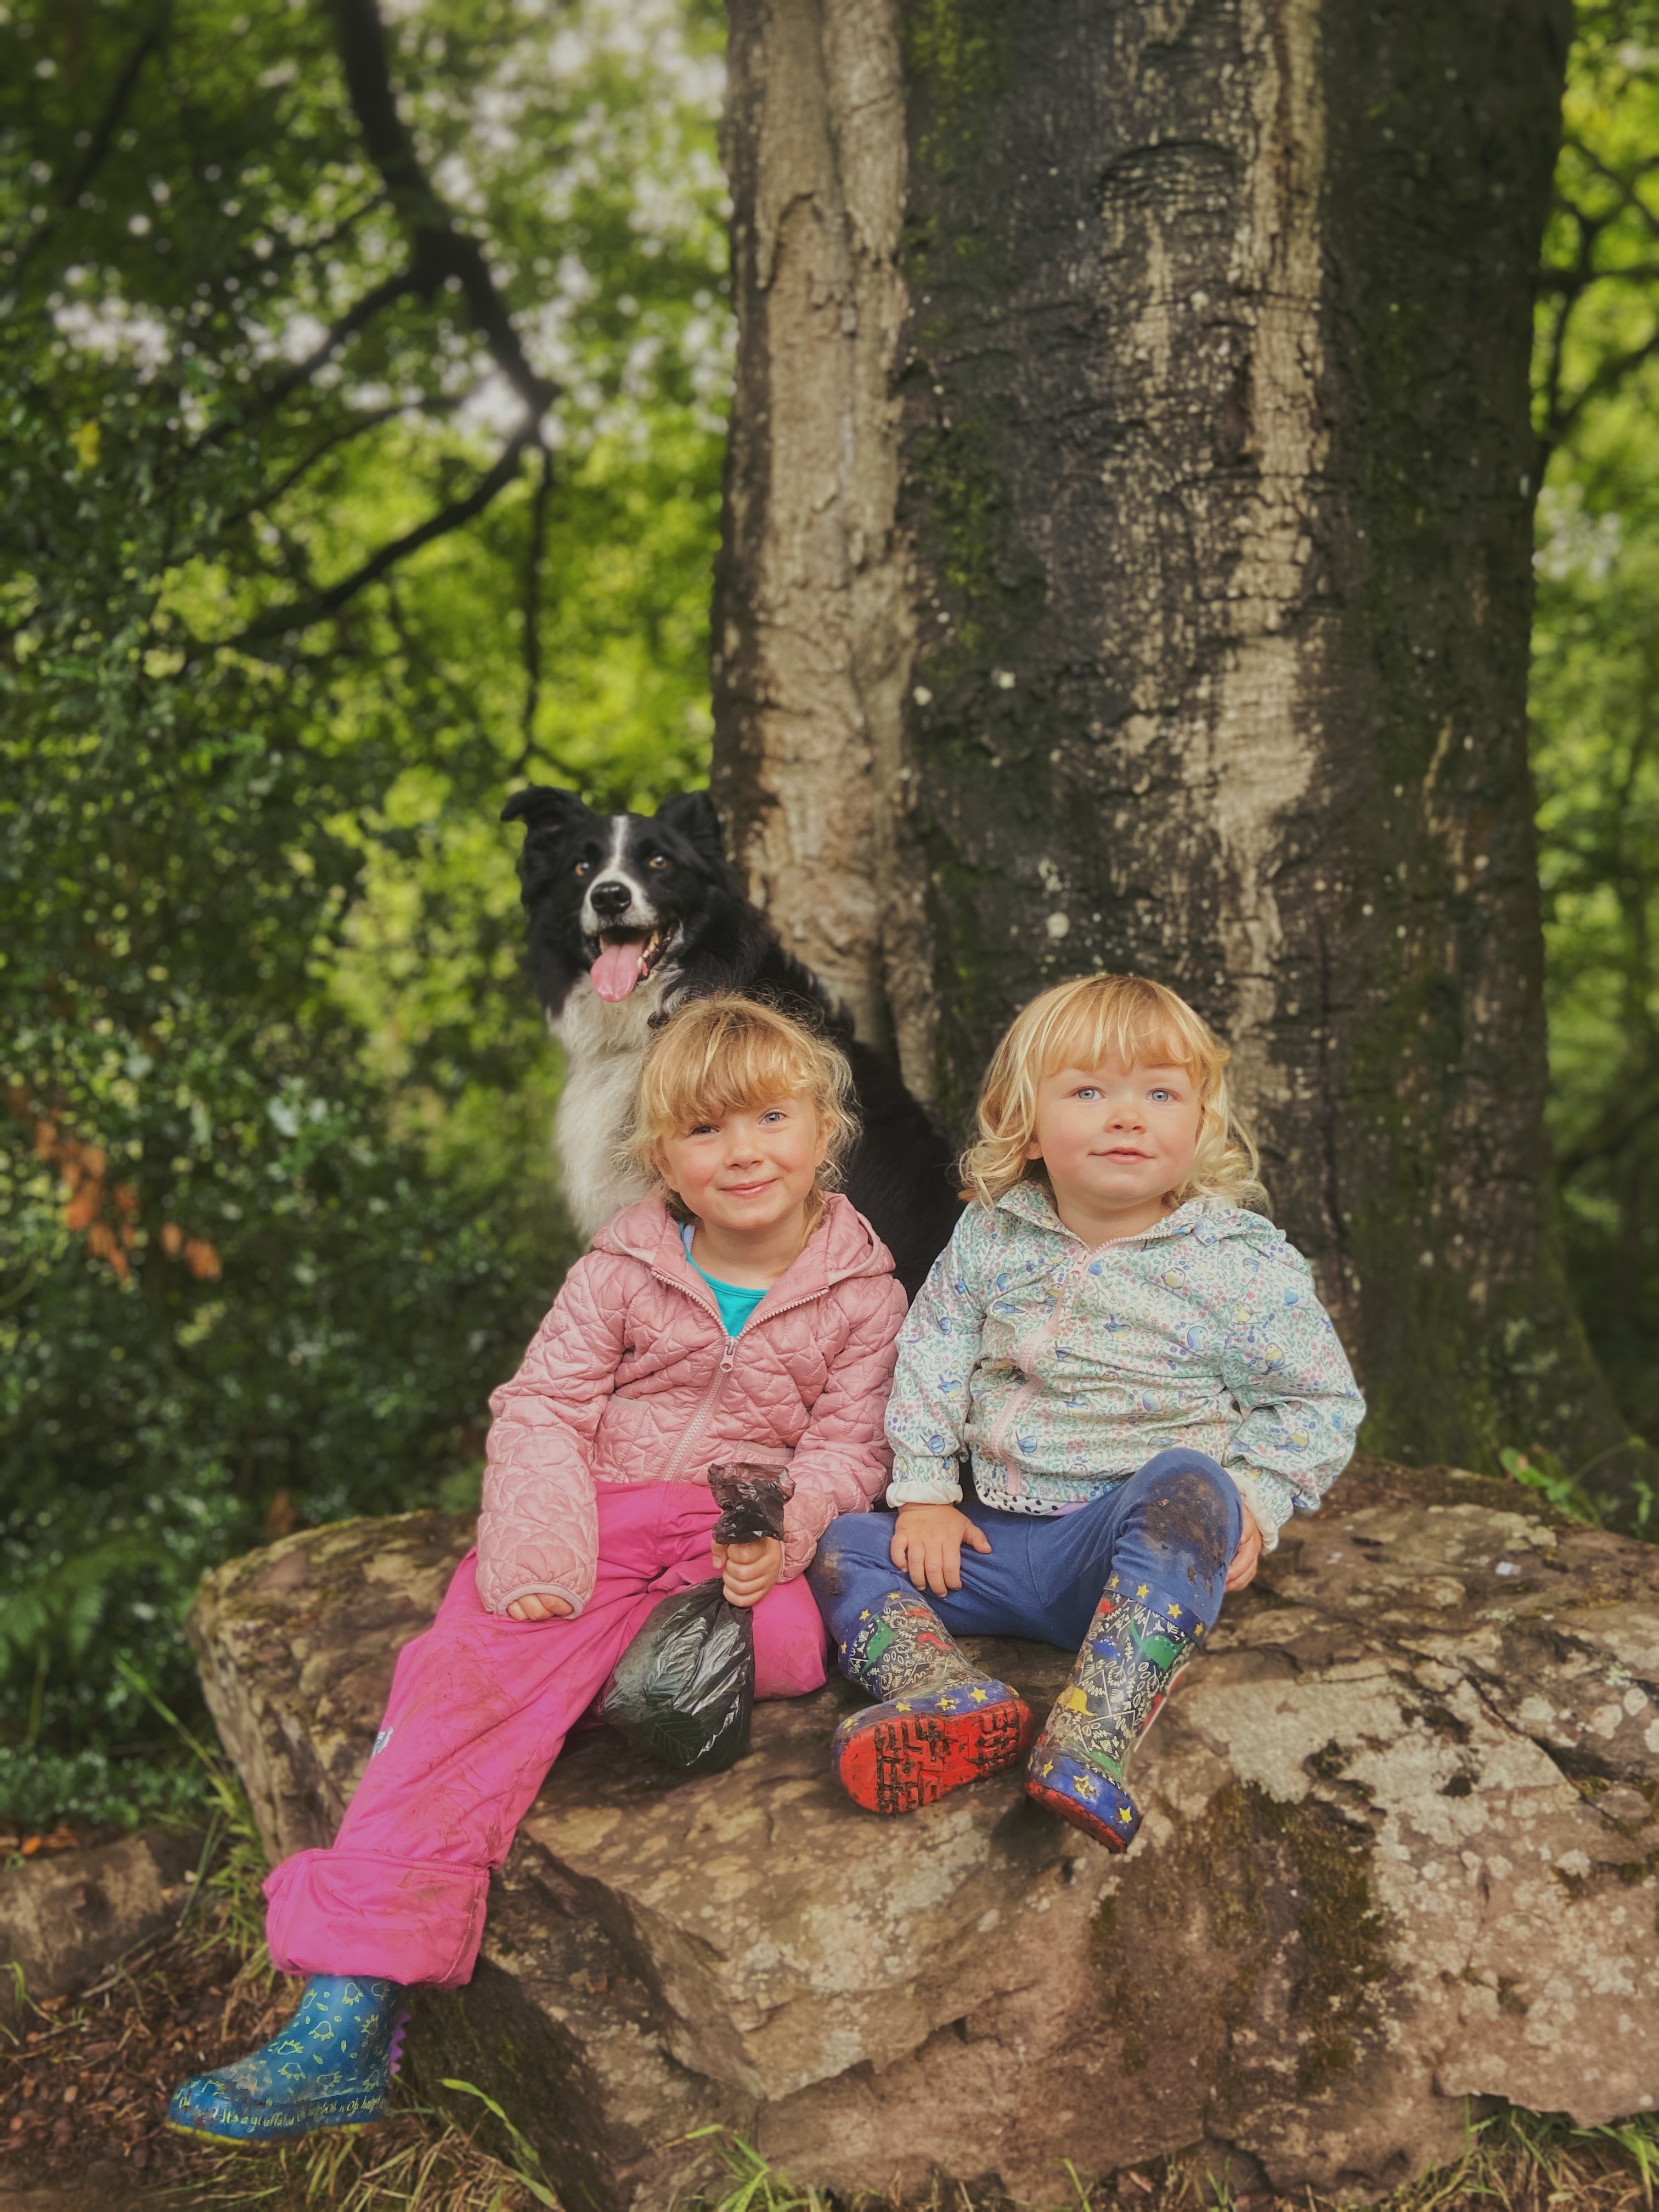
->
xmin=677 ymin=2109 xmax=1659 ymax=2212
xmin=1380 ymin=2104 xmax=1659 ymax=2212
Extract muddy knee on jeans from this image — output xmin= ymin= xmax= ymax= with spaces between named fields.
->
xmin=808 ymin=1544 xmax=845 ymax=1600
xmin=1139 ymin=1465 xmax=1236 ymax=1588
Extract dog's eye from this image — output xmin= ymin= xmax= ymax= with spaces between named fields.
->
xmin=573 ymin=860 xmax=592 ymax=877
xmin=647 ymin=854 xmax=669 ymax=871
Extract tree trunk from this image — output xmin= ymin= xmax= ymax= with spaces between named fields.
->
xmin=713 ymin=0 xmax=1633 ymax=1492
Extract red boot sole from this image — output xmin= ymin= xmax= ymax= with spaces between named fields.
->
xmin=836 ymin=1696 xmax=1036 ymax=1816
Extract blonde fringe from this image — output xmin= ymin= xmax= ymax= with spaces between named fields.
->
xmin=626 ymin=993 xmax=860 ymax=1220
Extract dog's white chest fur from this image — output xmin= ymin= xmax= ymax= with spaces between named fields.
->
xmin=552 ymin=972 xmax=668 ymax=1237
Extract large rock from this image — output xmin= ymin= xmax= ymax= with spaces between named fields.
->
xmin=0 ymin=1832 xmax=199 ymax=2013
xmin=189 ymin=1458 xmax=1659 ymax=2207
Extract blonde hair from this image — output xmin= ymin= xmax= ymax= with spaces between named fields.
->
xmin=628 ymin=994 xmax=860 ymax=1224
xmin=959 ymin=973 xmax=1263 ymax=1214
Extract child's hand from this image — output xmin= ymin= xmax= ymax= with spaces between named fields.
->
xmin=506 ymin=1593 xmax=574 ymax=1621
xmin=890 ymin=1503 xmax=992 ymax=1596
xmin=1224 ymin=1502 xmax=1263 ymax=1592
xmin=713 ymin=1535 xmax=782 ymax=1609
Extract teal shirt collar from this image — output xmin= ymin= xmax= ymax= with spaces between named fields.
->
xmin=681 ymin=1222 xmax=769 ymax=1338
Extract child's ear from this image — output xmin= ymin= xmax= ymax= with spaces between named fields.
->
xmin=1024 ymin=1134 xmax=1045 ymax=1161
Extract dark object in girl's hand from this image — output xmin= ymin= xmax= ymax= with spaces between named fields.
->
xmin=707 ymin=1462 xmax=795 ymax=1545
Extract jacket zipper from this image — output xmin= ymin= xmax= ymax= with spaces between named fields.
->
xmin=985 ymin=1375 xmax=1041 ymax=1465
xmin=659 ymin=1334 xmax=738 ymax=1485
xmin=648 ymin=1270 xmax=832 ymax=1486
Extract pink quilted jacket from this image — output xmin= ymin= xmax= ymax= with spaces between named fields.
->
xmin=475 ymin=1194 xmax=908 ymax=1615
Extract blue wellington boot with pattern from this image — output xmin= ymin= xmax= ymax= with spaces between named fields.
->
xmin=167 ymin=1974 xmax=409 ymax=2142
xmin=832 ymin=1589 xmax=1036 ymax=1816
xmin=1024 ymin=1576 xmax=1203 ymax=1850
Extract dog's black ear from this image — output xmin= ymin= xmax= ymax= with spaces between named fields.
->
xmin=655 ymin=789 xmax=725 ymax=866
xmin=501 ymin=785 xmax=590 ymax=833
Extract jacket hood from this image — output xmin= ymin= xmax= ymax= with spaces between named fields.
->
xmin=994 ymin=1180 xmax=1278 ymax=1251
xmin=594 ymin=1191 xmax=896 ymax=1304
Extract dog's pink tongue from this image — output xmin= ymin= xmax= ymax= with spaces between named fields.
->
xmin=591 ymin=940 xmax=645 ymax=1002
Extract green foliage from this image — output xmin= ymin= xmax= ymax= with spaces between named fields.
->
xmin=1531 ymin=0 xmax=1659 ymax=1462
xmin=679 ymin=2128 xmax=831 ymax=2212
xmin=0 ymin=0 xmax=726 ymax=1822
xmin=439 ymin=2082 xmax=560 ymax=2209
xmin=1497 ymin=1443 xmax=1603 ymax=1526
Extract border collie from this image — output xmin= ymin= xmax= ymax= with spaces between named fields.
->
xmin=501 ymin=784 xmax=960 ymax=1296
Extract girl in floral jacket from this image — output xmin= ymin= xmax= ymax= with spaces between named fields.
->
xmin=171 ymin=995 xmax=906 ymax=2145
xmin=811 ymin=972 xmax=1363 ymax=1849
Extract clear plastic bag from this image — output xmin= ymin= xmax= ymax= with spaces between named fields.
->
xmin=599 ymin=1467 xmax=794 ymax=1775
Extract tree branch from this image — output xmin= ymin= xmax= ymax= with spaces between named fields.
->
xmin=1550 ymin=324 xmax=1659 ymax=449
xmin=323 ymin=0 xmax=556 ymax=417
xmin=225 ymin=395 xmax=461 ymax=523
xmin=1536 ymin=191 xmax=1604 ymax=445
xmin=14 ymin=3 xmax=172 ymax=275
xmin=1561 ymin=136 xmax=1659 ymax=236
xmin=178 ymin=0 xmax=564 ymax=654
xmin=239 ymin=266 xmax=417 ymax=425
xmin=516 ymin=445 xmax=556 ymax=773
xmin=222 ymin=424 xmax=538 ymax=647
xmin=1538 ymin=260 xmax=1659 ymax=291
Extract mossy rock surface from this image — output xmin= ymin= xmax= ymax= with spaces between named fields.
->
xmin=190 ymin=1457 xmax=1659 ymax=2209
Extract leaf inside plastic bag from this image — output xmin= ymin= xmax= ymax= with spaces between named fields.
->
xmin=600 ymin=1578 xmax=754 ymax=1774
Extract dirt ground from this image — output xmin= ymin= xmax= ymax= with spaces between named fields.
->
xmin=0 ymin=1871 xmax=533 ymax=2210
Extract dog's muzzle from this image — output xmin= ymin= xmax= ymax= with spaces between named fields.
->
xmin=583 ymin=881 xmax=678 ymax=1003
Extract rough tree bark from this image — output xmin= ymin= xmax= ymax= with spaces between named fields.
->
xmin=712 ymin=0 xmax=1635 ymax=1495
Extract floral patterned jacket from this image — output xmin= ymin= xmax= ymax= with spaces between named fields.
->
xmin=884 ymin=1182 xmax=1364 ymax=1545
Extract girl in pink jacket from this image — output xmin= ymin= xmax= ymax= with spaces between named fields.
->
xmin=170 ymin=995 xmax=907 ymax=2145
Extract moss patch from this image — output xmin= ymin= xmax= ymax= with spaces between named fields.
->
xmin=900 ymin=0 xmax=1018 ymax=182
xmin=1090 ymin=1782 xmax=1393 ymax=2114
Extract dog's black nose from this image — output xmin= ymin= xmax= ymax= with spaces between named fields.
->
xmin=590 ymin=879 xmax=634 ymax=921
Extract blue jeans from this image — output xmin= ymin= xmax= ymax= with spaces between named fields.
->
xmin=809 ymin=1449 xmax=1243 ymax=1665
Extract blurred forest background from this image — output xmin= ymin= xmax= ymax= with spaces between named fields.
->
xmin=1 ymin=0 xmax=1655 ymax=1830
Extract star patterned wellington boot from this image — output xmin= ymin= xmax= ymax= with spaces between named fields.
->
xmin=167 ymin=1973 xmax=409 ymax=2141
xmin=832 ymin=1588 xmax=1036 ymax=1815
xmin=1024 ymin=1573 xmax=1203 ymax=1850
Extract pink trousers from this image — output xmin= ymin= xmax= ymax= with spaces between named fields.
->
xmin=263 ymin=1480 xmax=830 ymax=1987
